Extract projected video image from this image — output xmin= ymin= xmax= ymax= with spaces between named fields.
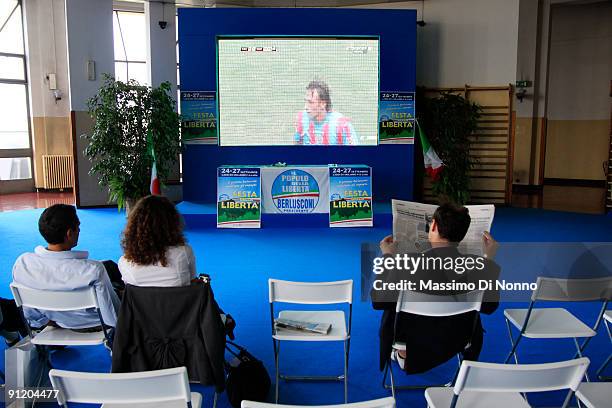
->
xmin=217 ymin=37 xmax=379 ymax=146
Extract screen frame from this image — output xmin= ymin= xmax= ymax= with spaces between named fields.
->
xmin=215 ymin=35 xmax=381 ymax=147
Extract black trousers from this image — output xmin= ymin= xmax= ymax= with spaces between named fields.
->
xmin=0 ymin=297 xmax=28 ymax=337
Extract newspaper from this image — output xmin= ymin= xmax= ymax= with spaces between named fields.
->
xmin=391 ymin=199 xmax=495 ymax=255
xmin=274 ymin=318 xmax=331 ymax=335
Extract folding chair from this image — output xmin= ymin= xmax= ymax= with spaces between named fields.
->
xmin=595 ymin=310 xmax=611 ymax=380
xmin=241 ymin=396 xmax=395 ymax=408
xmin=49 ymin=366 xmax=202 ymax=407
xmin=576 ymin=382 xmax=612 ymax=408
xmin=269 ymin=279 xmax=353 ymax=403
xmin=425 ymin=358 xmax=590 ymax=408
xmin=382 ymin=289 xmax=484 ymax=397
xmin=503 ymin=277 xmax=611 ymax=382
xmin=10 ymin=283 xmax=112 ymax=348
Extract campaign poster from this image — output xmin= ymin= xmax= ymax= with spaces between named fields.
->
xmin=217 ymin=167 xmax=261 ymax=228
xmin=329 ymin=165 xmax=373 ymax=227
xmin=261 ymin=166 xmax=330 ymax=214
xmin=379 ymin=92 xmax=415 ymax=144
xmin=181 ymin=91 xmax=217 ymax=144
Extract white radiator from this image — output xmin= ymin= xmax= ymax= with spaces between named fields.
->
xmin=42 ymin=154 xmax=74 ymax=189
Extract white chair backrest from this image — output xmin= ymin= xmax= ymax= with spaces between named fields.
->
xmin=241 ymin=397 xmax=395 ymax=408
xmin=269 ymin=279 xmax=353 ymax=304
xmin=49 ymin=367 xmax=192 ymax=406
xmin=396 ymin=289 xmax=484 ymax=316
xmin=532 ymin=277 xmax=612 ymax=302
xmin=10 ymin=283 xmax=99 ymax=311
xmin=453 ymin=358 xmax=589 ymax=396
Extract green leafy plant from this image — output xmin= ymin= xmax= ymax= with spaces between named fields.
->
xmin=84 ymin=74 xmax=180 ymax=210
xmin=417 ymin=91 xmax=481 ymax=205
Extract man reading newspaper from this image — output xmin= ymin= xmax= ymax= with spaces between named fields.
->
xmin=371 ymin=202 xmax=501 ymax=374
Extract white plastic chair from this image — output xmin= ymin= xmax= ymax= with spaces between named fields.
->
xmin=241 ymin=397 xmax=395 ymax=408
xmin=595 ymin=310 xmax=611 ymax=380
xmin=269 ymin=279 xmax=353 ymax=403
xmin=49 ymin=366 xmax=202 ymax=407
xmin=425 ymin=358 xmax=590 ymax=408
xmin=503 ymin=277 xmax=611 ymax=382
xmin=10 ymin=283 xmax=111 ymax=347
xmin=383 ymin=289 xmax=484 ymax=397
xmin=576 ymin=381 xmax=612 ymax=408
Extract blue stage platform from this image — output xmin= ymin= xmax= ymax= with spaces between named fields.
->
xmin=177 ymin=201 xmax=393 ymax=229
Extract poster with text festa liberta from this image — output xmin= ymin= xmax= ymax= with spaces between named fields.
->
xmin=217 ymin=167 xmax=261 ymax=228
xmin=379 ymin=92 xmax=415 ymax=144
xmin=181 ymin=91 xmax=217 ymax=144
xmin=329 ymin=165 xmax=373 ymax=227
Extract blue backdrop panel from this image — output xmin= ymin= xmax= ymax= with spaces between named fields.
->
xmin=178 ymin=8 xmax=417 ymax=203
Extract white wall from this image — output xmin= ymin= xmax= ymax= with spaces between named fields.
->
xmin=23 ymin=0 xmax=70 ymax=118
xmin=145 ymin=1 xmax=178 ymax=92
xmin=349 ymin=0 xmax=520 ymax=87
xmin=146 ymin=2 xmax=182 ymax=200
xmin=65 ymin=0 xmax=115 ymax=111
xmin=547 ymin=1 xmax=612 ymax=121
xmin=65 ymin=0 xmax=115 ymax=206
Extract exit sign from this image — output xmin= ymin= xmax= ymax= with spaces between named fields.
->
xmin=516 ymin=80 xmax=532 ymax=88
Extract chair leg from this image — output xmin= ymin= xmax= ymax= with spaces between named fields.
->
xmin=381 ymin=360 xmax=389 ymax=389
xmin=561 ymin=390 xmax=576 ymax=408
xmin=447 ymin=354 xmax=462 ymax=386
xmin=343 ymin=340 xmax=348 ymax=403
xmin=573 ymin=338 xmax=590 ymax=382
xmin=504 ymin=317 xmax=521 ymax=364
xmin=388 ymin=358 xmax=396 ymax=400
xmin=30 ymin=346 xmax=52 ymax=408
xmin=274 ymin=339 xmax=280 ymax=403
xmin=596 ymin=320 xmax=612 ymax=380
xmin=596 ymin=353 xmax=612 ymax=380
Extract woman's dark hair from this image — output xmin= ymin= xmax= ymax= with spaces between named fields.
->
xmin=122 ymin=195 xmax=185 ymax=266
xmin=38 ymin=204 xmax=79 ymax=244
xmin=432 ymin=203 xmax=471 ymax=243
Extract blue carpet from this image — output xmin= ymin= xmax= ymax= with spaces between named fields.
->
xmin=1 ymin=206 xmax=611 ymax=407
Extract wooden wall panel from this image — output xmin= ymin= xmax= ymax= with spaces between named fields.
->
xmin=421 ymin=85 xmax=513 ymax=205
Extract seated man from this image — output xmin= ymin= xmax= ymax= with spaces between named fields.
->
xmin=12 ymin=204 xmax=121 ymax=332
xmin=371 ymin=203 xmax=500 ymax=374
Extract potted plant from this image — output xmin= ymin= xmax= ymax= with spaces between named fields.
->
xmin=84 ymin=74 xmax=181 ymax=211
xmin=416 ymin=91 xmax=481 ymax=205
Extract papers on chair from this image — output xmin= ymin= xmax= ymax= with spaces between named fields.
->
xmin=391 ymin=199 xmax=495 ymax=256
xmin=274 ymin=318 xmax=331 ymax=335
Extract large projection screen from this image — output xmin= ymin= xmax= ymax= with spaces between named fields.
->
xmin=217 ymin=37 xmax=379 ymax=147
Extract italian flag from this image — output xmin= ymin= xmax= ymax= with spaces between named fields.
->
xmin=417 ymin=120 xmax=444 ymax=181
xmin=147 ymin=131 xmax=161 ymax=195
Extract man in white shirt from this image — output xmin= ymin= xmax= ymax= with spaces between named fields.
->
xmin=12 ymin=204 xmax=121 ymax=330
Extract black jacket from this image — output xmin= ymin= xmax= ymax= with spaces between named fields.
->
xmin=111 ymin=282 xmax=226 ymax=392
xmin=371 ymin=246 xmax=500 ymax=374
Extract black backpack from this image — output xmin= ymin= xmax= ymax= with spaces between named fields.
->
xmin=225 ymin=341 xmax=271 ymax=408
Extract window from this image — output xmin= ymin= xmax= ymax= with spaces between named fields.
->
xmin=0 ymin=0 xmax=33 ymax=185
xmin=113 ymin=11 xmax=148 ymax=85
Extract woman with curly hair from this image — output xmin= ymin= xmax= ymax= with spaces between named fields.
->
xmin=119 ymin=195 xmax=195 ymax=286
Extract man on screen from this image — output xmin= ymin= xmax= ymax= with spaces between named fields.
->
xmin=295 ymin=80 xmax=357 ymax=145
